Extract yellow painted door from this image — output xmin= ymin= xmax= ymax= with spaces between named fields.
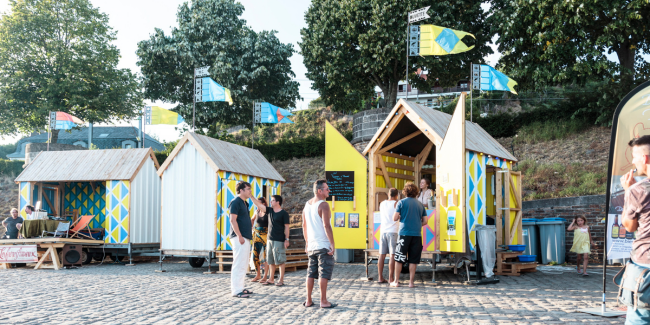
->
xmin=436 ymin=94 xmax=467 ymax=253
xmin=325 ymin=121 xmax=368 ymax=249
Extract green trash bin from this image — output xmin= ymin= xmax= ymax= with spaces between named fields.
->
xmin=522 ymin=218 xmax=540 ymax=262
xmin=537 ymin=218 xmax=566 ymax=264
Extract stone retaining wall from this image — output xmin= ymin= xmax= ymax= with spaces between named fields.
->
xmin=351 ymin=108 xmax=390 ymax=145
xmin=523 ymin=195 xmax=606 ymax=264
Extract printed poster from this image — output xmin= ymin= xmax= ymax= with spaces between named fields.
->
xmin=334 ymin=212 xmax=345 ymax=228
xmin=606 ymin=213 xmax=635 ymax=260
xmin=348 ymin=213 xmax=359 ymax=228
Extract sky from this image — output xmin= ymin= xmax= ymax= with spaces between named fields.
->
xmin=0 ymin=1 xmax=623 ymax=145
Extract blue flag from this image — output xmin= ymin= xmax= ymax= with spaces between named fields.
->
xmin=476 ymin=65 xmax=518 ymax=95
xmin=260 ymin=103 xmax=293 ymax=124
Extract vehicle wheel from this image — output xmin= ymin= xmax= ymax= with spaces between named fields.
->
xmin=92 ymin=253 xmax=106 ymax=262
xmin=82 ymin=249 xmax=92 ymax=264
xmin=189 ymin=257 xmax=206 ymax=268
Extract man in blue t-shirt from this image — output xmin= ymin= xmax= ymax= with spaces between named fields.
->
xmin=229 ymin=181 xmax=254 ymax=298
xmin=390 ymin=182 xmax=428 ymax=288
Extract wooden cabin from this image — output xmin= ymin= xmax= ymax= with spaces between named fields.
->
xmin=157 ymin=132 xmax=285 ymax=261
xmin=14 ymin=149 xmax=162 ymax=246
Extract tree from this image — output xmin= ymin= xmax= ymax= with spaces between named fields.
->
xmin=489 ymin=0 xmax=650 ymax=88
xmin=300 ymin=0 xmax=493 ymax=111
xmin=136 ymin=0 xmax=300 ymax=129
xmin=0 ymin=0 xmax=143 ymax=137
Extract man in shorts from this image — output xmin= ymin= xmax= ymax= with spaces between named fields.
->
xmin=621 ymin=135 xmax=650 ymax=323
xmin=391 ymin=182 xmax=428 ymax=288
xmin=378 ymin=188 xmax=399 ymax=283
xmin=301 ymin=179 xmax=336 ymax=308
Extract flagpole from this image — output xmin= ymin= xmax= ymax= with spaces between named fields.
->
xmin=405 ymin=12 xmax=409 ymax=102
xmin=47 ymin=111 xmax=51 ymax=152
xmin=470 ymin=63 xmax=473 ymax=123
xmin=252 ymin=102 xmax=255 ymax=149
xmin=193 ymin=68 xmax=196 ymax=132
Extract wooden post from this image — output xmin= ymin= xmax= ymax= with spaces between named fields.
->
xmin=496 ymin=170 xmax=503 ymax=246
xmin=504 ymin=170 xmax=511 ymax=245
xmin=368 ymin=148 xmax=377 ymax=250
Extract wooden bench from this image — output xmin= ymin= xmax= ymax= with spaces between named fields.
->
xmin=494 ymin=251 xmax=537 ymax=276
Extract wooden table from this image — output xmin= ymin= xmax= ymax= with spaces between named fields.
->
xmin=495 ymin=250 xmax=537 ymax=276
xmin=0 ymin=238 xmax=103 ymax=270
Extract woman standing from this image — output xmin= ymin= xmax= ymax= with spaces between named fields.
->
xmin=417 ymin=178 xmax=433 ymax=208
xmin=250 ymin=197 xmax=269 ymax=283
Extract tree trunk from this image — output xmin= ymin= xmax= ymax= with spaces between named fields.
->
xmin=384 ymin=80 xmax=398 ymax=108
xmin=615 ymin=41 xmax=636 ymax=79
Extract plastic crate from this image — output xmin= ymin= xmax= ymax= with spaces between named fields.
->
xmin=518 ymin=255 xmax=536 ymax=262
xmin=508 ymin=244 xmax=526 ymax=252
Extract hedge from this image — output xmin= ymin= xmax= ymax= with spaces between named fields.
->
xmin=0 ymin=159 xmax=23 ymax=177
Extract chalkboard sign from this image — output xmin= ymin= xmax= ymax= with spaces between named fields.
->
xmin=326 ymin=171 xmax=354 ymax=201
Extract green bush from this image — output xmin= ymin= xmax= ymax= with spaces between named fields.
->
xmin=0 ymin=159 xmax=23 ymax=176
xmin=240 ymin=135 xmax=326 ymax=161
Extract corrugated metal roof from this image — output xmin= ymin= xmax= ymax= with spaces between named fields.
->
xmin=158 ymin=133 xmax=285 ymax=182
xmin=15 ymin=148 xmax=160 ymax=182
xmin=363 ymin=99 xmax=517 ymax=161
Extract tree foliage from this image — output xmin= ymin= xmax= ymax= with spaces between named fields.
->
xmin=0 ymin=0 xmax=143 ymax=136
xmin=300 ymin=0 xmax=493 ymax=111
xmin=136 ymin=0 xmax=301 ymax=129
xmin=489 ymin=0 xmax=650 ymax=88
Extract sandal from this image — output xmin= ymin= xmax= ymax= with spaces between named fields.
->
xmin=241 ymin=289 xmax=253 ymax=294
xmin=234 ymin=292 xmax=250 ymax=298
xmin=321 ymin=303 xmax=337 ymax=309
xmin=251 ymin=278 xmax=261 ymax=282
xmin=302 ymin=302 xmax=315 ymax=307
xmin=377 ymin=279 xmax=388 ymax=283
xmin=261 ymin=281 xmax=274 ymax=285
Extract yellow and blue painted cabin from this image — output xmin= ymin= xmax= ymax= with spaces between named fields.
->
xmin=157 ymin=132 xmax=284 ymax=256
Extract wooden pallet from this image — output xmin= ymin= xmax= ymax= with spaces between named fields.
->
xmin=211 ymin=249 xmax=310 ymax=273
xmin=494 ymin=251 xmax=537 ymax=276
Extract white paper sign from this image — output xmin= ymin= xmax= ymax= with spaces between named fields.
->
xmin=0 ymin=245 xmax=38 ymax=263
xmin=194 ymin=66 xmax=210 ymax=77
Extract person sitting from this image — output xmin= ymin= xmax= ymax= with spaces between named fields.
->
xmin=2 ymin=208 xmax=23 ymax=239
xmin=24 ymin=205 xmax=34 ymax=220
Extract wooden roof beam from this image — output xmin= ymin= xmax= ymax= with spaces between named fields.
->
xmin=378 ymin=130 xmax=422 ymax=154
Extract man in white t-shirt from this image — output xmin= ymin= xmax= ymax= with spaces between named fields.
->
xmin=378 ymin=188 xmax=399 ymax=283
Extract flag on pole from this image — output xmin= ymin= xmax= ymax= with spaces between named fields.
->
xmin=474 ymin=65 xmax=518 ymax=95
xmin=145 ymin=106 xmax=185 ymax=125
xmin=54 ymin=112 xmax=84 ymax=130
xmin=409 ymin=25 xmax=475 ymax=56
xmin=199 ymin=77 xmax=233 ymax=105
xmin=260 ymin=103 xmax=294 ymax=124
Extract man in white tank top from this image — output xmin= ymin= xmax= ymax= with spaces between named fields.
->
xmin=301 ymin=179 xmax=337 ymax=309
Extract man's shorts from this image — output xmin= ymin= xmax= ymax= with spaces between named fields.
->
xmin=266 ymin=240 xmax=287 ymax=265
xmin=379 ymin=232 xmax=398 ymax=255
xmin=394 ymin=235 xmax=423 ymax=264
xmin=307 ymin=248 xmax=335 ymax=280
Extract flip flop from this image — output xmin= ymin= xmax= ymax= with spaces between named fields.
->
xmin=251 ymin=278 xmax=261 ymax=282
xmin=377 ymin=279 xmax=388 ymax=283
xmin=582 ymin=273 xmax=590 ymax=276
xmin=302 ymin=302 xmax=315 ymax=307
xmin=262 ymin=282 xmax=274 ymax=285
xmin=275 ymin=282 xmax=285 ymax=286
xmin=321 ymin=303 xmax=337 ymax=309
xmin=242 ymin=289 xmax=254 ymax=294
xmin=234 ymin=292 xmax=250 ymax=298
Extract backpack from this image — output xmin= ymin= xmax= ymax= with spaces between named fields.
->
xmin=614 ymin=261 xmax=650 ymax=310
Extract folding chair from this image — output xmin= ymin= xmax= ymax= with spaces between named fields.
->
xmin=68 ymin=215 xmax=96 ymax=240
xmin=41 ymin=222 xmax=71 ymax=238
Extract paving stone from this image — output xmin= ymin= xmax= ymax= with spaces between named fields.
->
xmin=0 ymin=262 xmax=626 ymax=324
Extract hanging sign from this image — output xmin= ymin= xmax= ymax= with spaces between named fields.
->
xmin=194 ymin=66 xmax=210 ymax=78
xmin=0 ymin=245 xmax=38 ymax=263
xmin=326 ymin=171 xmax=355 ymax=201
xmin=409 ymin=6 xmax=430 ymax=23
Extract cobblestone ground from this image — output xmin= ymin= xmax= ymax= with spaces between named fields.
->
xmin=0 ymin=260 xmax=626 ymax=324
